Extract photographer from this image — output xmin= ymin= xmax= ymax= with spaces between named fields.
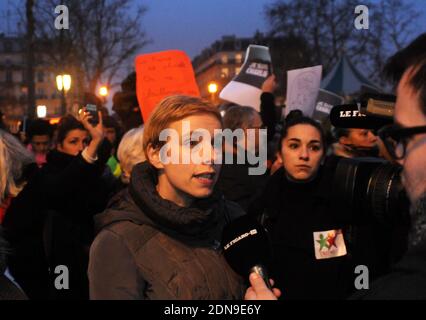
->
xmin=353 ymin=32 xmax=426 ymax=299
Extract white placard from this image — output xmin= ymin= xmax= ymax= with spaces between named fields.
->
xmin=286 ymin=65 xmax=322 ymax=117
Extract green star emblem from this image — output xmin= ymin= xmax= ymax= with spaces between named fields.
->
xmin=316 ymin=234 xmax=329 ymax=251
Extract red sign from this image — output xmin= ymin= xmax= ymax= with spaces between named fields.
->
xmin=135 ymin=50 xmax=200 ymax=122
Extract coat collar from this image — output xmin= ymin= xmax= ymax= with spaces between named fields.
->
xmin=128 ymin=162 xmax=224 ymax=240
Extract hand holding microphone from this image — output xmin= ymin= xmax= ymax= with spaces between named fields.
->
xmin=221 ymin=215 xmax=281 ymax=300
xmin=245 ymin=272 xmax=281 ymax=300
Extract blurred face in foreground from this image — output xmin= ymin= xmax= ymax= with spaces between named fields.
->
xmin=395 ymin=68 xmax=426 ymax=203
xmin=57 ymin=129 xmax=88 ymax=156
xmin=280 ymin=124 xmax=324 ymax=181
xmin=148 ymin=114 xmax=222 ymax=207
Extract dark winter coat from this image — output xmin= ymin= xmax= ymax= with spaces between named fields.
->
xmin=0 ymin=226 xmax=27 ymax=300
xmin=215 ymin=92 xmax=277 ymax=211
xmin=350 ymin=238 xmax=426 ymax=300
xmin=4 ymin=150 xmax=111 ymax=299
xmin=215 ymin=151 xmax=269 ymax=212
xmin=248 ymin=164 xmax=354 ymax=300
xmin=89 ymin=161 xmax=246 ymax=300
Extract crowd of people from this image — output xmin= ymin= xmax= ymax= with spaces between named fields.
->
xmin=0 ymin=33 xmax=425 ymax=300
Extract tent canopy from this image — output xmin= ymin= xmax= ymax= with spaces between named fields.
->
xmin=321 ymin=55 xmax=381 ymax=96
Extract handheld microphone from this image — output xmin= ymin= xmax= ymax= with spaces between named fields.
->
xmin=221 ymin=215 xmax=273 ymax=290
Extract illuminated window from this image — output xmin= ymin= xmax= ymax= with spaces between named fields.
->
xmin=221 ymin=54 xmax=228 ymax=64
xmin=235 ymin=67 xmax=241 ymax=74
xmin=221 ymin=68 xmax=229 ymax=78
xmin=235 ymin=53 xmax=243 ymax=64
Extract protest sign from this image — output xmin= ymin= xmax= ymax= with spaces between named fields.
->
xmin=312 ymin=89 xmax=344 ymax=122
xmin=286 ymin=65 xmax=322 ymax=117
xmin=135 ymin=50 xmax=200 ymax=122
xmin=219 ymin=45 xmax=272 ymax=112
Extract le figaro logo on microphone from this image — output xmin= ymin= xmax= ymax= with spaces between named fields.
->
xmin=224 ymin=229 xmax=258 ymax=251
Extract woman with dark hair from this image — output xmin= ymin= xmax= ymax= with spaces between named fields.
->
xmin=4 ymin=110 xmax=111 ymax=300
xmin=248 ymin=115 xmax=353 ymax=300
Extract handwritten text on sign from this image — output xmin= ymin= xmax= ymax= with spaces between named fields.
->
xmin=135 ymin=50 xmax=200 ymax=122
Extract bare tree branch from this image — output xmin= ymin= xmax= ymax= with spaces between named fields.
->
xmin=265 ymin=0 xmax=420 ymax=85
xmin=19 ymin=0 xmax=149 ymax=98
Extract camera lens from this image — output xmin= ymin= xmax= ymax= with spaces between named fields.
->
xmin=332 ymin=157 xmax=409 ymax=224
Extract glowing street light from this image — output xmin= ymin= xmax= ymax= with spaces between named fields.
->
xmin=36 ymin=105 xmax=47 ymax=118
xmin=208 ymin=82 xmax=218 ymax=94
xmin=99 ymin=86 xmax=108 ymax=97
xmin=56 ymin=74 xmax=71 ymax=115
xmin=208 ymin=82 xmax=218 ymax=105
xmin=56 ymin=74 xmax=71 ymax=92
xmin=99 ymin=85 xmax=109 ymax=105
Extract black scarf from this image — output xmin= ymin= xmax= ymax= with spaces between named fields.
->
xmin=128 ymin=162 xmax=225 ymax=243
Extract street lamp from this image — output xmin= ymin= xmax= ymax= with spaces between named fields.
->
xmin=56 ymin=74 xmax=71 ymax=115
xmin=208 ymin=82 xmax=218 ymax=104
xmin=99 ymin=85 xmax=109 ymax=105
xmin=36 ymin=105 xmax=47 ymax=118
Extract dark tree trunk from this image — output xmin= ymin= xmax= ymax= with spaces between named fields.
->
xmin=26 ymin=0 xmax=36 ymax=119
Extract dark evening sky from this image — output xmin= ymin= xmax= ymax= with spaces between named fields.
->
xmin=2 ymin=0 xmax=424 ymax=59
xmin=140 ymin=0 xmax=426 ymax=58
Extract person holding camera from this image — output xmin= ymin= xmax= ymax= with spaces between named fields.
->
xmin=3 ymin=109 xmax=111 ymax=299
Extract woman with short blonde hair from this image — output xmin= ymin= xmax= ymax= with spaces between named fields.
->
xmin=0 ymin=130 xmax=34 ymax=205
xmin=142 ymin=95 xmax=222 ymax=157
xmin=89 ymin=95 xmax=245 ymax=300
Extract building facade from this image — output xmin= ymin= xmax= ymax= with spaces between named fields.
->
xmin=192 ymin=34 xmax=312 ymax=107
xmin=0 ymin=34 xmax=74 ymax=131
xmin=192 ymin=35 xmax=252 ymax=104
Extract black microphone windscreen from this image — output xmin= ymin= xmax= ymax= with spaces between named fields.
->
xmin=221 ymin=215 xmax=272 ymax=277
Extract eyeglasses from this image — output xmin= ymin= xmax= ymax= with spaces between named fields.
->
xmin=378 ymin=124 xmax=426 ymax=160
